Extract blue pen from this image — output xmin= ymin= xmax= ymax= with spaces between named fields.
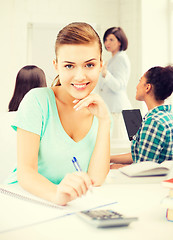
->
xmin=72 ymin=157 xmax=93 ymax=193
xmin=72 ymin=157 xmax=82 ymax=172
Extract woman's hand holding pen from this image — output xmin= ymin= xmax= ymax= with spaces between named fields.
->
xmin=55 ymin=172 xmax=93 ymax=206
xmin=73 ymin=93 xmax=110 ymax=122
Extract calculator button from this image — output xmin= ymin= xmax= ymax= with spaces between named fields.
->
xmin=81 ymin=210 xmax=123 ymax=220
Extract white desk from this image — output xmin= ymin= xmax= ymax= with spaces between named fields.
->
xmin=0 ymin=171 xmax=173 ymax=240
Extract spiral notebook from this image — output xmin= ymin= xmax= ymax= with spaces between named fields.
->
xmin=0 ymin=184 xmax=117 ymax=233
xmin=0 ymin=187 xmax=63 ymax=209
xmin=0 ymin=185 xmax=72 ymax=233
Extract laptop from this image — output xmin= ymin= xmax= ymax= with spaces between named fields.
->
xmin=122 ymin=109 xmax=142 ymax=141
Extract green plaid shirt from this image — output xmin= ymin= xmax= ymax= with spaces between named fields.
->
xmin=131 ymin=105 xmax=173 ymax=163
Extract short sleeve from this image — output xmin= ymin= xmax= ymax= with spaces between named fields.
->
xmin=11 ymin=89 xmax=44 ymax=137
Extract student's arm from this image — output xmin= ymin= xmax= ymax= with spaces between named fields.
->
xmin=103 ymin=56 xmax=129 ymax=93
xmin=73 ymin=93 xmax=111 ymax=186
xmin=17 ymin=128 xmax=93 ymax=206
xmin=110 ymin=153 xmax=133 ymax=169
xmin=88 ymin=117 xmax=110 ymax=186
xmin=110 ymin=152 xmax=133 ymax=164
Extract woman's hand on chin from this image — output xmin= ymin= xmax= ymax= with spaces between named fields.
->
xmin=73 ymin=93 xmax=110 ymax=122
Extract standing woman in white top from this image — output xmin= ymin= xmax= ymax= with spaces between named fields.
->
xmin=98 ymin=27 xmax=131 ymax=139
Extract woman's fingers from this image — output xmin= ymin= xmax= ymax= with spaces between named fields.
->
xmin=73 ymin=93 xmax=110 ymax=120
xmin=65 ymin=173 xmax=87 ymax=196
xmin=75 ymin=172 xmax=93 ymax=191
xmin=56 ymin=184 xmax=78 ymax=205
xmin=73 ymin=95 xmax=94 ymax=111
xmin=55 ymin=172 xmax=93 ymax=205
xmin=73 ymin=99 xmax=80 ymax=104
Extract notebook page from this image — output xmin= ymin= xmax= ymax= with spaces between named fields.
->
xmin=0 ymin=184 xmax=117 ymax=233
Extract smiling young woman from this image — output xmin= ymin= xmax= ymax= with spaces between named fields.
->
xmin=7 ymin=22 xmax=111 ymax=206
xmin=52 ymin=42 xmax=102 ymax=102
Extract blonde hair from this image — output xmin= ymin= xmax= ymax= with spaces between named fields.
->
xmin=51 ymin=22 xmax=102 ymax=87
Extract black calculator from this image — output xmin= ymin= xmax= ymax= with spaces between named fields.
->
xmin=77 ymin=209 xmax=138 ymax=228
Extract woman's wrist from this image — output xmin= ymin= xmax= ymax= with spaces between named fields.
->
xmin=98 ymin=115 xmax=111 ymax=125
xmin=51 ymin=185 xmax=64 ymax=206
xmin=53 ymin=185 xmax=66 ymax=206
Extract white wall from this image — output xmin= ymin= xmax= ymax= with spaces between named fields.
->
xmin=0 ymin=0 xmax=119 ymax=112
xmin=0 ymin=0 xmax=171 ymax=113
xmin=141 ymin=0 xmax=170 ymax=72
xmin=141 ymin=0 xmax=171 ymax=112
xmin=118 ymin=0 xmax=142 ymax=110
xmin=118 ymin=0 xmax=171 ymax=112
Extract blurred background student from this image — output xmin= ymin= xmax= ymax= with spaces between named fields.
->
xmin=110 ymin=65 xmax=173 ymax=169
xmin=0 ymin=65 xmax=47 ymax=182
xmin=97 ymin=27 xmax=131 ymax=140
xmin=8 ymin=65 xmax=47 ymax=112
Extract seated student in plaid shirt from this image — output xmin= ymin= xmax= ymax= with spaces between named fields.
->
xmin=110 ymin=65 xmax=173 ymax=169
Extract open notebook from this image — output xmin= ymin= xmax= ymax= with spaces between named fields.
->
xmin=119 ymin=161 xmax=173 ymax=177
xmin=0 ymin=184 xmax=117 ymax=233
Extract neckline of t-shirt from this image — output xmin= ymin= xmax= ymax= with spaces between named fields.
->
xmin=49 ymin=88 xmax=97 ymax=145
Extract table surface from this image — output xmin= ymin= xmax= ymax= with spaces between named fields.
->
xmin=0 ymin=170 xmax=173 ymax=240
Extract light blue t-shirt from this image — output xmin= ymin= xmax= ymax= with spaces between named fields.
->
xmin=9 ymin=87 xmax=99 ymax=184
